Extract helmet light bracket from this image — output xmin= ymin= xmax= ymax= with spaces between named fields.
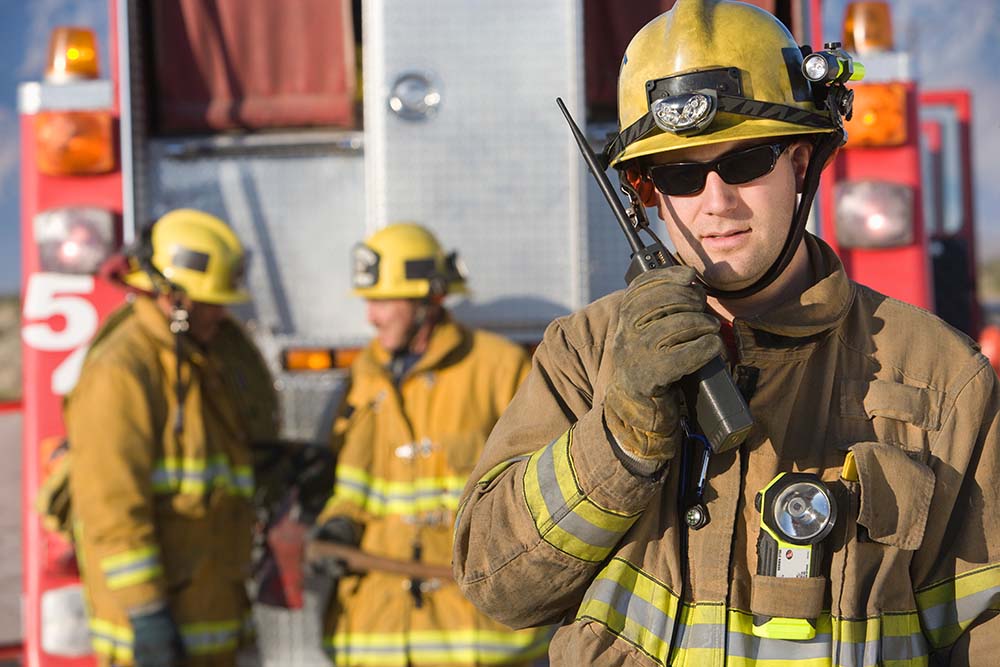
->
xmin=645 ymin=69 xmax=740 ymax=136
xmin=645 ymin=67 xmax=744 ymax=104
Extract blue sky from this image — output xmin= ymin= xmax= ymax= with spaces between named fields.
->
xmin=0 ymin=0 xmax=997 ymax=295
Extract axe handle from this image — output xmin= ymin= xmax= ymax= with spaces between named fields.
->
xmin=307 ymin=540 xmax=455 ymax=581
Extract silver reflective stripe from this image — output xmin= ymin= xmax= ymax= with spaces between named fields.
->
xmin=879 ymin=633 xmax=928 ymax=664
xmin=726 ymin=629 xmax=832 ymax=660
xmin=182 ymin=622 xmax=240 ymax=654
xmin=578 ymin=559 xmax=933 ymax=665
xmin=919 ymin=584 xmax=1000 ymax=633
xmin=673 ymin=619 xmax=723 ymax=651
xmin=585 ymin=578 xmax=676 ymax=645
xmin=103 ymin=555 xmax=158 ymax=578
xmin=534 ymin=443 xmax=623 ymax=549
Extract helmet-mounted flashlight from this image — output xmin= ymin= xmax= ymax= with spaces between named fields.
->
xmin=802 ymin=42 xmax=866 ymax=86
xmin=753 ymin=472 xmax=837 ymax=641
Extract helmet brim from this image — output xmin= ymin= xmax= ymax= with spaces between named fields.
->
xmin=611 ymin=115 xmax=834 ymax=167
xmin=121 ymin=269 xmax=250 ymax=305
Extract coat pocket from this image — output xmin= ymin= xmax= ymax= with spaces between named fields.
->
xmin=850 ymin=441 xmax=935 ymax=550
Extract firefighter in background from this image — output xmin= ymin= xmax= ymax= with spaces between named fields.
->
xmin=454 ymin=0 xmax=1000 ymax=664
xmin=65 ymin=209 xmax=278 ymax=667
xmin=313 ymin=223 xmax=551 ymax=666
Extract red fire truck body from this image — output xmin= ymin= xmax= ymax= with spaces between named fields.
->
xmin=16 ymin=1 xmax=982 ymax=665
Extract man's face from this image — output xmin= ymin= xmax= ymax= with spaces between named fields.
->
xmin=186 ymin=299 xmax=227 ymax=345
xmin=366 ymin=298 xmax=422 ymax=353
xmin=650 ymin=138 xmax=812 ymax=292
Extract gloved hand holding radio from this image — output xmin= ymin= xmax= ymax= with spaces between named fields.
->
xmin=128 ymin=606 xmax=186 ymax=667
xmin=604 ymin=265 xmax=724 ymax=471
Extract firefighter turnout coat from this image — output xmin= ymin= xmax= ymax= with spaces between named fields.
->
xmin=319 ymin=315 xmax=551 ymax=666
xmin=66 ymin=296 xmax=278 ymax=666
xmin=454 ymin=235 xmax=1000 ymax=666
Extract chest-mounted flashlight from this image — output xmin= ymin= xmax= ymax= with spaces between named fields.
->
xmin=753 ymin=472 xmax=837 ymax=640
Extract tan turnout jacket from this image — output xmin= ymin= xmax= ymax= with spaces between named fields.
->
xmin=319 ymin=315 xmax=551 ymax=666
xmin=454 ymin=235 xmax=1000 ymax=666
xmin=66 ymin=296 xmax=277 ymax=666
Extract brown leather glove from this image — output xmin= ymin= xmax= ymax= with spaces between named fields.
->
xmin=604 ymin=266 xmax=724 ymax=468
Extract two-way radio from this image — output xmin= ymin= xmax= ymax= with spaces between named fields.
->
xmin=556 ymin=98 xmax=753 ymax=457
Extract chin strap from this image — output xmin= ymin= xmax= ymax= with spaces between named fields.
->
xmin=128 ymin=223 xmax=195 ymax=434
xmin=619 ymin=129 xmax=844 ymax=301
xmin=699 ymin=129 xmax=844 ymax=300
xmin=168 ymin=296 xmax=190 ymax=435
xmin=388 ymin=300 xmax=443 ymax=378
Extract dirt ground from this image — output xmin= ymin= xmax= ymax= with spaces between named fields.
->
xmin=0 ymin=408 xmax=21 ymax=645
xmin=0 ymin=296 xmax=20 ymax=401
xmin=0 ymin=296 xmax=21 ymax=645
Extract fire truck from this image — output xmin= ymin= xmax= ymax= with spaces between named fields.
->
xmin=817 ymin=2 xmax=981 ymax=338
xmin=17 ymin=0 xmax=981 ymax=665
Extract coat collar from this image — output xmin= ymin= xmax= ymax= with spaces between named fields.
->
xmin=357 ymin=311 xmax=468 ymax=380
xmin=738 ymin=234 xmax=856 ymax=340
xmin=132 ymin=296 xmax=211 ymax=366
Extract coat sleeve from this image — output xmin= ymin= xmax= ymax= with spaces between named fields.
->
xmin=66 ymin=360 xmax=167 ymax=614
xmin=317 ymin=373 xmax=375 ymax=529
xmin=491 ymin=344 xmax=532 ymax=418
xmin=453 ymin=316 xmax=662 ymax=629
xmin=910 ymin=356 xmax=1000 ymax=662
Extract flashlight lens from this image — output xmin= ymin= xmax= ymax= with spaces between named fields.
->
xmin=803 ymin=54 xmax=831 ymax=82
xmin=773 ymin=481 xmax=832 ymax=541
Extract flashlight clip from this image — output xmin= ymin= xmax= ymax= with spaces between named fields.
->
xmin=801 ymin=42 xmax=863 ymax=125
xmin=680 ymin=419 xmax=711 ymax=530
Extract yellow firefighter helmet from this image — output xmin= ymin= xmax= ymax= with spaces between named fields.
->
xmin=124 ymin=209 xmax=249 ymax=304
xmin=352 ymin=223 xmax=467 ymax=300
xmin=606 ymin=0 xmax=839 ymax=167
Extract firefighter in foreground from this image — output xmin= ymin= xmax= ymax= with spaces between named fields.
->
xmin=313 ymin=223 xmax=551 ymax=665
xmin=454 ymin=1 xmax=1000 ymax=664
xmin=66 ymin=209 xmax=278 ymax=667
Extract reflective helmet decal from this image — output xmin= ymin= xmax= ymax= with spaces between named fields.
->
xmin=169 ymin=246 xmax=210 ymax=272
xmin=351 ymin=243 xmax=380 ymax=289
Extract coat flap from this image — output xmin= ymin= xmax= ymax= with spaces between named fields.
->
xmin=840 ymin=379 xmax=943 ymax=431
xmin=851 ymin=441 xmax=935 ymax=550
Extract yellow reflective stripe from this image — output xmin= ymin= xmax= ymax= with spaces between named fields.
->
xmin=578 ymin=558 xmax=931 ymax=666
xmin=476 ymin=456 xmax=529 ymax=488
xmin=577 ymin=558 xmax=682 ymax=663
xmin=915 ymin=561 xmax=1000 ymax=649
xmin=89 ymin=618 xmax=133 ymax=662
xmin=522 ymin=428 xmax=639 ymax=562
xmin=332 ymin=464 xmax=468 ymax=516
xmin=182 ymin=619 xmax=242 ymax=655
xmin=457 ymin=456 xmax=529 ymax=538
xmin=325 ymin=628 xmax=551 ymax=665
xmin=99 ymin=545 xmax=163 ymax=590
xmin=152 ymin=455 xmax=254 ymax=498
xmin=89 ymin=616 xmax=245 ymax=657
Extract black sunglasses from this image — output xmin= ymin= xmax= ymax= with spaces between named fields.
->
xmin=646 ymin=142 xmax=790 ymax=197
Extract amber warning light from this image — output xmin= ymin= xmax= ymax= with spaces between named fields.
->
xmin=843 ymin=2 xmax=894 ymax=54
xmin=46 ymin=27 xmax=100 ymax=82
xmin=283 ymin=348 xmax=360 ymax=371
xmin=34 ymin=26 xmax=115 ymax=176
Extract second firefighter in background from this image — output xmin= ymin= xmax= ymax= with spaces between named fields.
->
xmin=66 ymin=210 xmax=278 ymax=667
xmin=314 ymin=223 xmax=551 ymax=665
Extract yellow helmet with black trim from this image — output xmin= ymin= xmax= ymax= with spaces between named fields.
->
xmin=124 ymin=209 xmax=248 ymax=304
xmin=352 ymin=223 xmax=467 ymax=300
xmin=607 ymin=0 xmax=839 ymax=168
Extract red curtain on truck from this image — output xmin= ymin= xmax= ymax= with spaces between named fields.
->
xmin=150 ymin=0 xmax=357 ymax=133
